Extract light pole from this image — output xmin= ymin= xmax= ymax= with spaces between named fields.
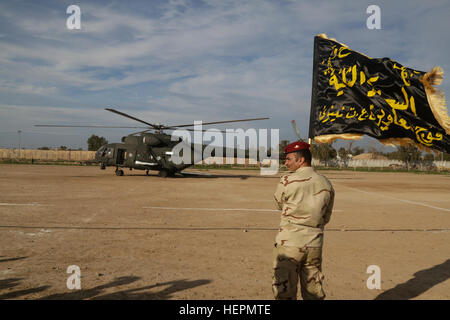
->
xmin=18 ymin=130 xmax=22 ymax=159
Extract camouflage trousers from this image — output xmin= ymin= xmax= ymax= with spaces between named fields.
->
xmin=272 ymin=244 xmax=325 ymax=300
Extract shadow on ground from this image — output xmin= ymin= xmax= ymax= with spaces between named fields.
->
xmin=72 ymin=172 xmax=278 ymax=180
xmin=39 ymin=277 xmax=211 ymax=300
xmin=179 ymin=170 xmax=287 ymax=179
xmin=0 ymin=257 xmax=211 ymax=301
xmin=0 ymin=277 xmax=50 ymax=300
xmin=0 ymin=256 xmax=27 ymax=263
xmin=93 ymin=278 xmax=212 ymax=300
xmin=375 ymin=259 xmax=450 ymax=300
xmin=0 ymin=257 xmax=50 ymax=299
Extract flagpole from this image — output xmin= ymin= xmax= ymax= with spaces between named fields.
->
xmin=308 ymin=35 xmax=320 ymax=147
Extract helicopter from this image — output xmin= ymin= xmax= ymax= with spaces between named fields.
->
xmin=36 ymin=108 xmax=269 ymax=177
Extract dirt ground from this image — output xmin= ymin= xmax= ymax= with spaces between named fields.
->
xmin=0 ymin=164 xmax=449 ymax=300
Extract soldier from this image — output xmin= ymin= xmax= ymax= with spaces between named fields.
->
xmin=272 ymin=141 xmax=334 ymax=300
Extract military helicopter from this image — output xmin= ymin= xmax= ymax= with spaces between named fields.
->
xmin=36 ymin=108 xmax=269 ymax=177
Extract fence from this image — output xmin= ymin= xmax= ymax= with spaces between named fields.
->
xmin=312 ymin=158 xmax=450 ymax=170
xmin=1 ymin=149 xmax=448 ymax=170
xmin=0 ymin=149 xmax=95 ymax=161
xmin=348 ymin=159 xmax=403 ymax=168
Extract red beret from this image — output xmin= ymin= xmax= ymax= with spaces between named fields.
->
xmin=284 ymin=141 xmax=310 ymax=154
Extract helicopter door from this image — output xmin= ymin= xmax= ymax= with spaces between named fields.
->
xmin=116 ymin=149 xmax=126 ymax=165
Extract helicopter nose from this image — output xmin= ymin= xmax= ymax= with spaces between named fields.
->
xmin=94 ymin=148 xmax=104 ymax=162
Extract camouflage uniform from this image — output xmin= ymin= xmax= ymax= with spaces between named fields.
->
xmin=272 ymin=166 xmax=334 ymax=300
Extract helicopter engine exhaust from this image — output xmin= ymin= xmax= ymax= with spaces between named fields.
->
xmin=142 ymin=135 xmax=161 ymax=146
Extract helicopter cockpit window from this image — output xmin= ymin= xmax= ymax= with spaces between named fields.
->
xmin=97 ymin=146 xmax=106 ymax=156
xmin=105 ymin=148 xmax=114 ymax=158
xmin=99 ymin=147 xmax=113 ymax=158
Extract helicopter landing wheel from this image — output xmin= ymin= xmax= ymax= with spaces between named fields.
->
xmin=158 ymin=169 xmax=169 ymax=178
xmin=115 ymin=169 xmax=124 ymax=176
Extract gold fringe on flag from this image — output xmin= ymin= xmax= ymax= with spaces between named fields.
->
xmin=314 ymin=133 xmax=363 ymax=144
xmin=377 ymin=137 xmax=440 ymax=155
xmin=420 ymin=66 xmax=450 ymax=135
xmin=314 ymin=135 xmax=440 ymax=155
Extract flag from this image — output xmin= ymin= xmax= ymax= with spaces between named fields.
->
xmin=308 ymin=34 xmax=450 ymax=153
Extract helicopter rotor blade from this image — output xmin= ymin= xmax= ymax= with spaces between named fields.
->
xmin=105 ymin=108 xmax=158 ymax=128
xmin=34 ymin=125 xmax=149 ymax=128
xmin=166 ymin=117 xmax=270 ymax=128
xmin=291 ymin=120 xmax=302 ymax=140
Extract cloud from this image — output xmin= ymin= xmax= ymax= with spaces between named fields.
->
xmin=0 ymin=80 xmax=58 ymax=96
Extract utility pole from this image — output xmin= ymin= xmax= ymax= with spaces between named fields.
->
xmin=18 ymin=130 xmax=22 ymax=159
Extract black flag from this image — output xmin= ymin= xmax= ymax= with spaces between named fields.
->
xmin=308 ymin=34 xmax=450 ymax=153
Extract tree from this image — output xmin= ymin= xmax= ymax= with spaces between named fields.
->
xmin=437 ymin=152 xmax=450 ymax=161
xmin=87 ymin=135 xmax=108 ymax=151
xmin=338 ymin=147 xmax=350 ymax=167
xmin=347 ymin=141 xmax=353 ymax=154
xmin=279 ymin=140 xmax=290 ymax=161
xmin=386 ymin=150 xmax=401 ymax=160
xmin=397 ymin=143 xmax=422 ymax=169
xmin=311 ymin=142 xmax=337 ymax=166
xmin=351 ymin=146 xmax=364 ymax=156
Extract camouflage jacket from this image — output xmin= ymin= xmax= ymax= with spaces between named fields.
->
xmin=274 ymin=166 xmax=334 ymax=248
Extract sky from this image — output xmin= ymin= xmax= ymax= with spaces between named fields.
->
xmin=0 ymin=0 xmax=449 ymax=150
